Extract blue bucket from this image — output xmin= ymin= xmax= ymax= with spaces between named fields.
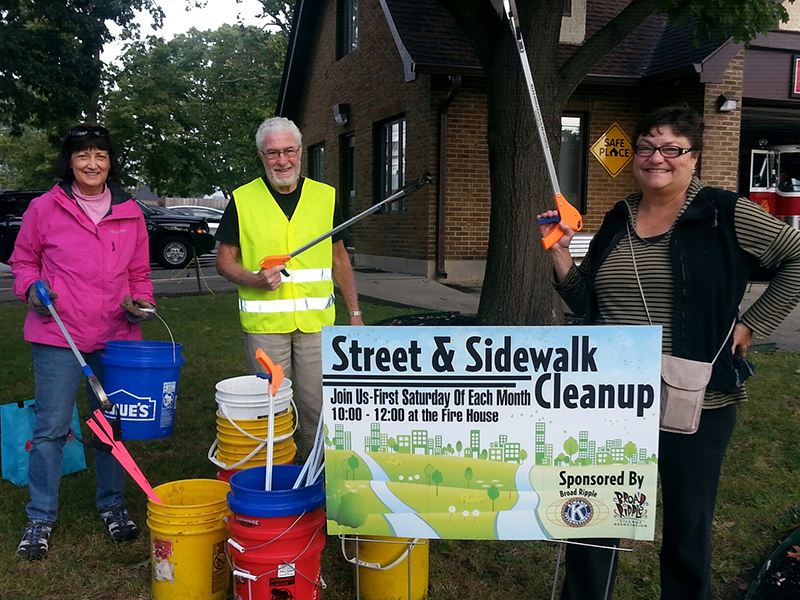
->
xmin=228 ymin=465 xmax=326 ymax=517
xmin=101 ymin=340 xmax=184 ymax=440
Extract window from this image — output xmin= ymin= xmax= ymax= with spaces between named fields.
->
xmin=559 ymin=113 xmax=587 ymax=213
xmin=337 ymin=0 xmax=359 ymax=59
xmin=340 ymin=134 xmax=356 ymax=245
xmin=563 ymin=0 xmax=572 ymax=17
xmin=376 ymin=116 xmax=406 ymax=211
xmin=308 ymin=143 xmax=325 ymax=182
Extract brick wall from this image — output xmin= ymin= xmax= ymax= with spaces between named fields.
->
xmin=293 ymin=0 xmax=437 ymax=265
xmin=701 ymin=50 xmax=745 ymax=191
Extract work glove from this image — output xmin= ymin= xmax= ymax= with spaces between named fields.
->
xmin=26 ymin=281 xmax=58 ymax=316
xmin=120 ymin=294 xmax=156 ymax=323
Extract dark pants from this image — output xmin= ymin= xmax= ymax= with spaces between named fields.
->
xmin=560 ymin=405 xmax=737 ymax=600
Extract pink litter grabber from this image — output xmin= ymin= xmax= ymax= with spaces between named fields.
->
xmin=85 ymin=409 xmax=163 ymax=504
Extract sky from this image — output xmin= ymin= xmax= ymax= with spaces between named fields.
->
xmin=102 ymin=0 xmax=267 ymax=63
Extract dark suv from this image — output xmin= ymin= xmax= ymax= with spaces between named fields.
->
xmin=0 ymin=191 xmax=216 ymax=269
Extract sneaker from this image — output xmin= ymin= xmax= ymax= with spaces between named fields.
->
xmin=100 ymin=504 xmax=139 ymax=542
xmin=18 ymin=520 xmax=52 ymax=560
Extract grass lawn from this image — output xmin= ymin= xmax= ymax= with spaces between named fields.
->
xmin=0 ymin=292 xmax=797 ymax=599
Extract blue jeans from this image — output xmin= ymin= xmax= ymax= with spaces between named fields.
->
xmin=27 ymin=343 xmax=126 ymax=523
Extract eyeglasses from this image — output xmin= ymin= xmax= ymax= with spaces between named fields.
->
xmin=634 ymin=145 xmax=695 ymax=158
xmin=69 ymin=125 xmax=110 ymax=138
xmin=261 ymin=147 xmax=299 ymax=160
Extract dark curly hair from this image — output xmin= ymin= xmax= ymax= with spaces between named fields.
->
xmin=633 ymin=105 xmax=705 ymax=152
xmin=55 ymin=124 xmax=122 ymax=181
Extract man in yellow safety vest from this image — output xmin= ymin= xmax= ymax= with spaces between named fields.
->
xmin=216 ymin=117 xmax=363 ymax=457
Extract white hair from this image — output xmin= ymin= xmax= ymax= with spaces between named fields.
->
xmin=255 ymin=117 xmax=302 ymax=151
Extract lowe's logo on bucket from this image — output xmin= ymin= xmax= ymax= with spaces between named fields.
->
xmin=108 ymin=390 xmax=157 ymax=421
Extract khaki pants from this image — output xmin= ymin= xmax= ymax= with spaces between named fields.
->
xmin=245 ymin=331 xmax=322 ymax=461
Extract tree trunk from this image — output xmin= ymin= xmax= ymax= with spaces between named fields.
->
xmin=476 ymin=4 xmax=567 ymax=325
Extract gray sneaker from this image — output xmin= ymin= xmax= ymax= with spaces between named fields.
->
xmin=18 ymin=520 xmax=53 ymax=560
xmin=99 ymin=504 xmax=139 ymax=542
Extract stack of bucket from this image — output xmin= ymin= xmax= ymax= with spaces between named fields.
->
xmin=147 ymin=479 xmax=232 ymax=600
xmin=227 ymin=464 xmax=327 ymax=600
xmin=210 ymin=375 xmax=297 ymax=481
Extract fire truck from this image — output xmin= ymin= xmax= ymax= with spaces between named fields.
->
xmin=748 ymin=143 xmax=800 ymax=229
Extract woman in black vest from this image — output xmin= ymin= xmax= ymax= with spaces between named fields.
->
xmin=538 ymin=106 xmax=800 ymax=600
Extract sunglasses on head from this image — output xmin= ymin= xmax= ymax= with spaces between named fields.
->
xmin=69 ymin=125 xmax=110 ymax=138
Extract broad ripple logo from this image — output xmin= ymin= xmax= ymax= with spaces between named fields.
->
xmin=612 ymin=491 xmax=649 ymax=527
xmin=546 ymin=496 xmax=609 ymax=528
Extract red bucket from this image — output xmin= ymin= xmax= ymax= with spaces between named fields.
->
xmin=228 ymin=507 xmax=326 ymax=600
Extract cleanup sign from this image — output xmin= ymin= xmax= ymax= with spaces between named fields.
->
xmin=590 ymin=123 xmax=633 ymax=177
xmin=322 ymin=326 xmax=661 ymax=542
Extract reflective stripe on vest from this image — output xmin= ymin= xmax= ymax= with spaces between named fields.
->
xmin=239 ymin=293 xmax=336 ymax=313
xmin=233 ymin=177 xmax=336 ymax=333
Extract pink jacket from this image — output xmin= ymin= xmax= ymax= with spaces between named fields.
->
xmin=10 ymin=182 xmax=154 ymax=352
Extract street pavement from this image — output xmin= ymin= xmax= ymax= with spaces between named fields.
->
xmin=1 ymin=262 xmax=797 ymax=352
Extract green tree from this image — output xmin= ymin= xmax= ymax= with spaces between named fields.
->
xmin=563 ymin=436 xmax=579 ymax=462
xmin=456 ymin=440 xmax=463 ymax=456
xmin=431 ymin=470 xmax=444 ymax=495
xmin=487 ymin=485 xmax=500 ymax=511
xmin=424 ymin=463 xmax=435 ymax=485
xmin=624 ymin=441 xmax=638 ymax=464
xmin=440 ymin=0 xmax=792 ymax=325
xmin=0 ymin=126 xmax=59 ymax=189
xmin=464 ymin=466 xmax=473 ymax=489
xmin=103 ymin=24 xmax=285 ymax=197
xmin=0 ymin=0 xmax=163 ymax=134
xmin=335 ymin=492 xmax=367 ymax=528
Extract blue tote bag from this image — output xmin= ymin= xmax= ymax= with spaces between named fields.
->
xmin=1 ymin=399 xmax=87 ymax=486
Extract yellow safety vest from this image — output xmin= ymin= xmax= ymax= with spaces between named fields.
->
xmin=234 ymin=177 xmax=336 ymax=333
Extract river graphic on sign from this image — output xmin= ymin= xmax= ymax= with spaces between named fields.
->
xmin=591 ymin=123 xmax=633 ymax=177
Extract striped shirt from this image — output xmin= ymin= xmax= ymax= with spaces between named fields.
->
xmin=556 ymin=178 xmax=800 ymax=408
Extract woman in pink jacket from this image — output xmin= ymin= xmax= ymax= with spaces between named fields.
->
xmin=10 ymin=125 xmax=155 ymax=560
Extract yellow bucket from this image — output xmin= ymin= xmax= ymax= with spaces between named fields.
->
xmin=209 ymin=409 xmax=297 ymax=472
xmin=148 ymin=479 xmax=231 ymax=600
xmin=345 ymin=536 xmax=429 ymax=600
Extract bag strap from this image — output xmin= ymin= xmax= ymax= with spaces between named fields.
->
xmin=626 ymin=221 xmax=735 ymax=364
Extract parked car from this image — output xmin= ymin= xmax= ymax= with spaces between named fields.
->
xmin=167 ymin=205 xmax=224 ymax=236
xmin=0 ymin=191 xmax=216 ymax=269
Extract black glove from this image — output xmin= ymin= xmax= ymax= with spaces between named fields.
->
xmin=27 ymin=282 xmax=57 ymax=316
xmin=120 ymin=294 xmax=156 ymax=323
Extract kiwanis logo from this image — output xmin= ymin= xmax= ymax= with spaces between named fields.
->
xmin=546 ymin=497 xmax=609 ymax=528
xmin=562 ymin=498 xmax=593 ymax=527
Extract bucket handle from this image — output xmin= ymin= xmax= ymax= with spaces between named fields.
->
xmin=341 ymin=537 xmax=422 ymax=571
xmin=218 ymin=400 xmax=298 ymax=443
xmin=227 ymin=511 xmax=311 ymax=554
xmin=207 ymin=437 xmax=267 ymax=470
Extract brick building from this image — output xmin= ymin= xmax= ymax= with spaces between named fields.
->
xmin=277 ymin=0 xmax=800 ymax=284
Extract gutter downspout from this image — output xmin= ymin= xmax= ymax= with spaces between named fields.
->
xmin=436 ymin=75 xmax=462 ymax=280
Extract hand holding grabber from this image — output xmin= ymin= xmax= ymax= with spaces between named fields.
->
xmin=501 ymin=0 xmax=583 ymax=249
xmin=259 ymin=173 xmax=434 ymax=273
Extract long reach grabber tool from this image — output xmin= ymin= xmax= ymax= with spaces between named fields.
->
xmin=502 ymin=0 xmax=583 ymax=249
xmin=260 ymin=173 xmax=433 ymax=272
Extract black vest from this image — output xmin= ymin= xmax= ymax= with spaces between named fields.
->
xmin=585 ymin=186 xmax=759 ymax=390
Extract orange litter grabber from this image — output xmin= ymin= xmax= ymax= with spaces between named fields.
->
xmin=85 ymin=408 xmax=162 ymax=504
xmin=259 ymin=173 xmax=434 ymax=273
xmin=254 ymin=348 xmax=284 ymax=490
xmin=502 ymin=0 xmax=583 ymax=249
xmin=255 ymin=348 xmax=284 ymax=396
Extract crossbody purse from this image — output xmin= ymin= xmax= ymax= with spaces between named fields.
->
xmin=627 ymin=223 xmax=734 ymax=434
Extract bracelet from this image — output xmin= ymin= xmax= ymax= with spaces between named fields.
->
xmin=349 ymin=311 xmax=362 ymax=317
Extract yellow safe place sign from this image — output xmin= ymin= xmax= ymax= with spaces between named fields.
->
xmin=590 ymin=123 xmax=633 ymax=178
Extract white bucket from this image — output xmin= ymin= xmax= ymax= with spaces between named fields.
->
xmin=215 ymin=376 xmax=293 ymax=420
